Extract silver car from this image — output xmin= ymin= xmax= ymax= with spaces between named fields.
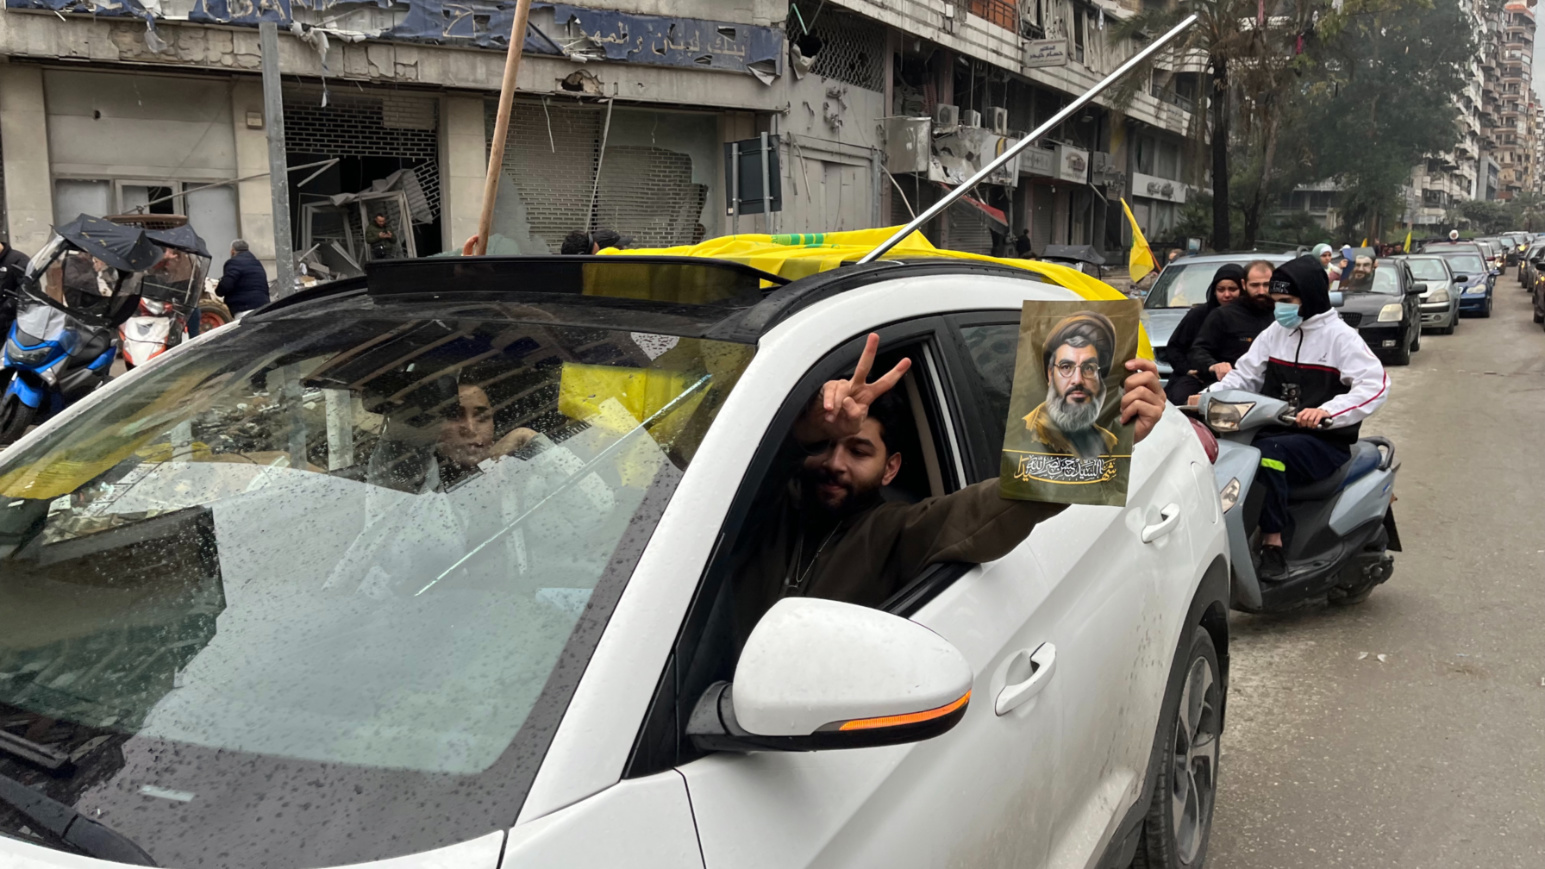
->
xmin=1141 ymin=251 xmax=1294 ymax=377
xmin=1398 ymin=254 xmax=1460 ymax=334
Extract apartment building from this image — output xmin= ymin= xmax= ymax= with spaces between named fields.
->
xmin=0 ymin=0 xmax=1201 ymax=274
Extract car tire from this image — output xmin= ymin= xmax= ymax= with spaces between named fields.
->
xmin=1390 ymin=338 xmax=1412 ymax=366
xmin=1534 ymin=309 xmax=1543 ymax=324
xmin=1410 ymin=330 xmax=1420 ymax=353
xmin=1480 ymin=297 xmax=1492 ymax=318
xmin=1131 ymin=626 xmax=1222 ymax=869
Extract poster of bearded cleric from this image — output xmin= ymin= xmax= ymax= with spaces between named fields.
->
xmin=999 ymin=300 xmax=1141 ymax=507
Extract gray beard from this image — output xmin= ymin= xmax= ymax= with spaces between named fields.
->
xmin=1046 ymin=381 xmax=1104 ymax=434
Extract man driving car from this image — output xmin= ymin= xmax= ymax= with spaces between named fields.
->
xmin=734 ymin=334 xmax=1166 ymax=641
xmin=1189 ymin=259 xmax=1275 ymax=387
xmin=1199 ymin=255 xmax=1389 ymax=580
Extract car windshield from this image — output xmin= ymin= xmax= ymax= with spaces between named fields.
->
xmin=1144 ymin=262 xmax=1249 ymax=308
xmin=0 ymin=295 xmax=753 ymax=867
xmin=1405 ymin=259 xmax=1450 ymax=281
xmin=1438 ymin=253 xmax=1486 ymax=276
xmin=1339 ymin=265 xmax=1399 ymax=294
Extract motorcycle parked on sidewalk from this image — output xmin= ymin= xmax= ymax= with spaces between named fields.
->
xmin=1189 ymin=389 xmax=1402 ymax=612
xmin=0 ymin=214 xmax=163 ymax=444
xmin=117 ymin=223 xmax=212 ymax=368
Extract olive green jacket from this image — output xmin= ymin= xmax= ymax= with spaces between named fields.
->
xmin=733 ymin=451 xmax=1066 ymax=643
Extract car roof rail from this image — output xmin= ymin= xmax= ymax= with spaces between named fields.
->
xmin=706 ymin=259 xmax=1053 ymax=342
xmin=362 ymin=255 xmax=787 ymax=304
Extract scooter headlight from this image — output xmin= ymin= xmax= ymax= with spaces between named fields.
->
xmin=1220 ymin=477 xmax=1241 ymax=512
xmin=1206 ymin=400 xmax=1254 ymax=432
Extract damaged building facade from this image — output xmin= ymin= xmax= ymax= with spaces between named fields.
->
xmin=0 ymin=0 xmax=1202 ymax=275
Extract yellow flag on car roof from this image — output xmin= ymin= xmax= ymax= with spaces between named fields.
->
xmin=1119 ymin=199 xmax=1157 ymax=284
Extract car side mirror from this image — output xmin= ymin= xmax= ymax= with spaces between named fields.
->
xmin=1409 ymin=282 xmax=1427 ymax=295
xmin=1329 ymin=291 xmax=1344 ymax=307
xmin=1452 ymin=274 xmax=1469 ymax=283
xmin=687 ymin=598 xmax=973 ymax=752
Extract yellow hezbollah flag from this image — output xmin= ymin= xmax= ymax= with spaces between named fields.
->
xmin=1120 ymin=199 xmax=1157 ymax=283
xmin=1403 ymin=228 xmax=1412 ymax=253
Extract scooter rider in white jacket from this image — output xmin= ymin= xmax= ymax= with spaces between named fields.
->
xmin=1201 ymin=254 xmax=1390 ymax=579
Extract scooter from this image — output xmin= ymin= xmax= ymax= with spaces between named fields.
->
xmin=1190 ymin=389 xmax=1402 ymax=612
xmin=0 ymin=214 xmax=163 ymax=444
xmin=117 ymin=223 xmax=212 ymax=368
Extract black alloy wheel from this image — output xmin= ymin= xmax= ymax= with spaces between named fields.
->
xmin=1133 ymin=626 xmax=1223 ymax=869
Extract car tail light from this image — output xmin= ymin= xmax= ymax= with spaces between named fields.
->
xmin=1188 ymin=417 xmax=1218 ymax=463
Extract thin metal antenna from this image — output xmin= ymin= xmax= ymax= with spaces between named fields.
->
xmin=857 ymin=13 xmax=1199 ymax=264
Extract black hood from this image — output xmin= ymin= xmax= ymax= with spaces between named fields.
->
xmin=1206 ymin=263 xmax=1246 ymax=310
xmin=1270 ymin=254 xmax=1332 ymax=319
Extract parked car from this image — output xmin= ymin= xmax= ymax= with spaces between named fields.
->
xmin=1395 ymin=254 xmax=1460 ymax=334
xmin=0 ymin=254 xmax=1231 ymax=869
xmin=1334 ymin=257 xmax=1423 ymax=364
xmin=1416 ymin=243 xmax=1495 ymax=317
xmin=1141 ymin=251 xmax=1294 ymax=378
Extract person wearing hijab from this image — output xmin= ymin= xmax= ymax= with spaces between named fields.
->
xmin=1189 ymin=259 xmax=1276 ymax=392
xmin=1163 ymin=263 xmax=1243 ymax=405
xmin=1311 ymin=243 xmax=1341 ymax=280
xmin=1199 ymin=254 xmax=1389 ymax=580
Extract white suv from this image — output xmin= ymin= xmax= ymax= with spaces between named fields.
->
xmin=0 ymin=256 xmax=1228 ymax=869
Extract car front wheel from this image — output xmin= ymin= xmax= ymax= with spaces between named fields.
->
xmin=1133 ymin=626 xmax=1222 ymax=869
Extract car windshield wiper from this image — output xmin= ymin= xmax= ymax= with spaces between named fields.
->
xmin=0 ymin=730 xmax=76 ymax=775
xmin=0 ymin=772 xmax=156 ymax=866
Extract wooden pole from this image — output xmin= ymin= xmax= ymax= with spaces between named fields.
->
xmin=475 ymin=0 xmax=534 ymax=256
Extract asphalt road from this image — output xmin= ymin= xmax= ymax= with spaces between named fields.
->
xmin=1208 ymin=279 xmax=1545 ymax=868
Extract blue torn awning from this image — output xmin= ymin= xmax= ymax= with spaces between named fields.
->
xmin=11 ymin=0 xmax=784 ymax=79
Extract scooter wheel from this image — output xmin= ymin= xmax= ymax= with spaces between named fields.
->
xmin=0 ymin=393 xmax=34 ymax=446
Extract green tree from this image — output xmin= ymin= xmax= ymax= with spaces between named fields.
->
xmin=1295 ymin=0 xmax=1474 ymax=240
xmin=1115 ymin=0 xmax=1327 ymax=250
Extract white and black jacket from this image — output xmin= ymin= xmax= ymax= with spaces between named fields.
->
xmin=1204 ymin=310 xmax=1389 ymax=444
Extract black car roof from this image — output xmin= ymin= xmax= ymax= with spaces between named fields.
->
xmin=254 ymin=255 xmax=1057 ymax=342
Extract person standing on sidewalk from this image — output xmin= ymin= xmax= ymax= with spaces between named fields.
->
xmin=215 ymin=239 xmax=271 ymax=320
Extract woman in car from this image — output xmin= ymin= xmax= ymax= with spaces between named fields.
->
xmin=1164 ymin=263 xmax=1243 ymax=405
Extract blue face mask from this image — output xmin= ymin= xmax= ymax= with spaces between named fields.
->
xmin=1274 ymin=301 xmax=1303 ymax=330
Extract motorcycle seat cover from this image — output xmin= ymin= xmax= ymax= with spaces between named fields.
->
xmin=1287 ymin=440 xmax=1382 ymax=502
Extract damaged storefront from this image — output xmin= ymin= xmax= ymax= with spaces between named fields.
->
xmin=284 ymin=84 xmax=443 ymax=269
xmin=485 ymin=99 xmax=720 ymax=253
xmin=41 ymin=69 xmax=245 ymax=273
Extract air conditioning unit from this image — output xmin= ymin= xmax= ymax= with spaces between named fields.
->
xmin=934 ymin=103 xmax=960 ymax=132
xmin=988 ymin=107 xmax=1009 ymax=134
xmin=960 ymin=108 xmax=982 ymax=128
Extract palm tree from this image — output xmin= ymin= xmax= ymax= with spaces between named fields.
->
xmin=1114 ymin=0 xmax=1321 ymax=249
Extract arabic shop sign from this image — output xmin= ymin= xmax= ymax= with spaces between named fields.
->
xmin=1024 ymin=38 xmax=1070 ymax=69
xmin=1055 ymin=144 xmax=1089 ymax=183
xmin=1131 ymin=171 xmax=1188 ymax=203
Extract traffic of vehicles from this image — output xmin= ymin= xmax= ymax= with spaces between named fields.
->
xmin=0 ymin=210 xmax=1538 ymax=869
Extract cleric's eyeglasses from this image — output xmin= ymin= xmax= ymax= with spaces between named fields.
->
xmin=1054 ymin=360 xmax=1102 ymax=379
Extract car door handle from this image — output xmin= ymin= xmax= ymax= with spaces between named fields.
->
xmin=1141 ymin=503 xmax=1182 ymax=543
xmin=996 ymin=643 xmax=1056 ymax=715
